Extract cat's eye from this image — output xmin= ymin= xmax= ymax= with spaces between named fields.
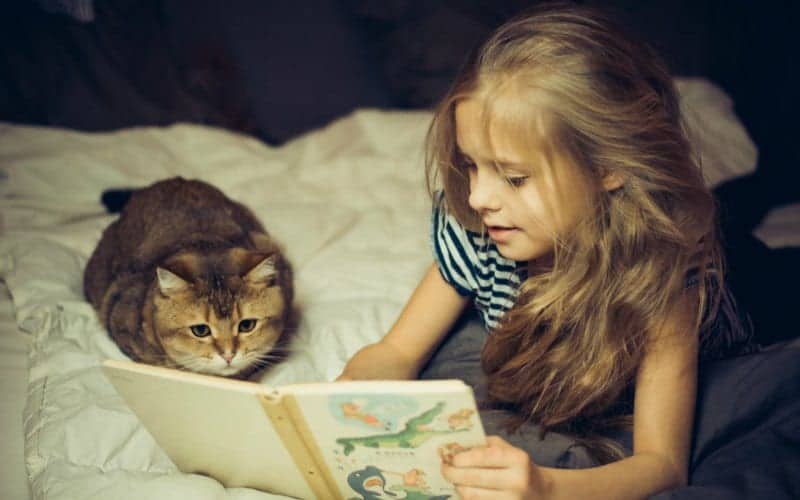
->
xmin=238 ymin=319 xmax=257 ymax=333
xmin=190 ymin=324 xmax=211 ymax=338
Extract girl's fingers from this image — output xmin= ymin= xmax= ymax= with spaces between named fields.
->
xmin=452 ymin=438 xmax=530 ymax=469
xmin=442 ymin=436 xmax=538 ymax=493
xmin=442 ymin=463 xmax=525 ymax=491
xmin=485 ymin=435 xmax=512 ymax=447
xmin=455 ymin=485 xmax=517 ymax=499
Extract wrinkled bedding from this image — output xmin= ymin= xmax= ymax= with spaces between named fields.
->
xmin=0 ymin=78 xmax=797 ymax=500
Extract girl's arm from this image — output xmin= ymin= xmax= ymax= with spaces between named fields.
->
xmin=443 ymin=291 xmax=699 ymax=499
xmin=338 ymin=262 xmax=470 ymax=380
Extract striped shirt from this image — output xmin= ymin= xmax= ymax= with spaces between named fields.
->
xmin=430 ymin=192 xmax=526 ymax=330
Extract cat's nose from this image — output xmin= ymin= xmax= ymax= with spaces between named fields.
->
xmin=222 ymin=352 xmax=234 ymax=364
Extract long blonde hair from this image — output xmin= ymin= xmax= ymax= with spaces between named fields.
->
xmin=426 ymin=3 xmax=726 ymax=461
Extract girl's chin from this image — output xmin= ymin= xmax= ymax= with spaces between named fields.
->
xmin=495 ymin=240 xmax=553 ymax=263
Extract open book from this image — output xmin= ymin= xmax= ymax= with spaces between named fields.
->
xmin=102 ymin=359 xmax=486 ymax=499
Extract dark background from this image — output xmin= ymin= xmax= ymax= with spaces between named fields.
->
xmin=0 ymin=0 xmax=797 ymax=345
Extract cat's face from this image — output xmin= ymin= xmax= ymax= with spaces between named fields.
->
xmin=150 ymin=250 xmax=288 ymax=377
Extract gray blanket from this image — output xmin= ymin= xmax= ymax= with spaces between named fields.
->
xmin=420 ymin=314 xmax=800 ymax=499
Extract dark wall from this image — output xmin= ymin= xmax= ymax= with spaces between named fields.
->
xmin=0 ymin=0 xmax=394 ymax=143
xmin=2 ymin=1 xmax=796 ymax=150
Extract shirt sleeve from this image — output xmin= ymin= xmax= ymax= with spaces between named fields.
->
xmin=430 ymin=191 xmax=477 ymax=297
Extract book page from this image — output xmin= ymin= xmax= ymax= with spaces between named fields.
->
xmin=285 ymin=380 xmax=486 ymax=499
xmin=103 ymin=360 xmax=317 ymax=499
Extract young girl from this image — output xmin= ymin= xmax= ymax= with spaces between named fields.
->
xmin=339 ymin=3 xmax=750 ymax=498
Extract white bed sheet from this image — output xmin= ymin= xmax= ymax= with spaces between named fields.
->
xmin=0 ymin=78 xmax=797 ymax=500
xmin=0 ymin=283 xmax=31 ymax=500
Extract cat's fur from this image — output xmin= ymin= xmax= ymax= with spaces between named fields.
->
xmin=84 ymin=177 xmax=293 ymax=378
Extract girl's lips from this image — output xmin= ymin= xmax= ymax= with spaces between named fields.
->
xmin=487 ymin=226 xmax=518 ymax=242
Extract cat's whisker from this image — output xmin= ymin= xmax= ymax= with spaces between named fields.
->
xmin=271 ymin=344 xmax=315 ymax=357
xmin=256 ymin=352 xmax=284 ymax=362
xmin=263 ymin=345 xmax=294 ymax=356
xmin=253 ymin=344 xmax=300 ymax=358
xmin=249 ymin=354 xmax=282 ymax=366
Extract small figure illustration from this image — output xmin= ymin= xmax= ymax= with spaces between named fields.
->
xmin=402 ymin=468 xmax=427 ymax=489
xmin=446 ymin=409 xmax=475 ymax=431
xmin=337 ymin=402 xmax=465 ymax=455
xmin=342 ymin=401 xmax=384 ymax=428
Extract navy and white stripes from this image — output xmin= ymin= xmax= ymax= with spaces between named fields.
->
xmin=431 ymin=192 xmax=525 ymax=330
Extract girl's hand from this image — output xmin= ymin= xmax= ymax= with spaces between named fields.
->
xmin=441 ymin=435 xmax=549 ymax=499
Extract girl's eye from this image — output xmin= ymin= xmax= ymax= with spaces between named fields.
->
xmin=190 ymin=324 xmax=211 ymax=338
xmin=238 ymin=319 xmax=258 ymax=333
xmin=506 ymin=176 xmax=529 ymax=188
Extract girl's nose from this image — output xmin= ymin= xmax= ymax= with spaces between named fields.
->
xmin=468 ymin=167 xmax=502 ymax=213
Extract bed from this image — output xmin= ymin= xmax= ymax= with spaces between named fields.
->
xmin=1 ymin=76 xmax=799 ymax=499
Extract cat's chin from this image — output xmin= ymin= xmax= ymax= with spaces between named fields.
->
xmin=175 ymin=359 xmax=253 ymax=378
xmin=218 ymin=366 xmax=248 ymax=377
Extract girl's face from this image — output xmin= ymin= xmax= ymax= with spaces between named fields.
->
xmin=455 ymin=98 xmax=595 ymax=262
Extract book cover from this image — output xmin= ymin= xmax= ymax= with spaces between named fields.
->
xmin=102 ymin=359 xmax=485 ymax=499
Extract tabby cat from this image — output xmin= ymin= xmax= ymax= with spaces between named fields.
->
xmin=84 ymin=177 xmax=293 ymax=378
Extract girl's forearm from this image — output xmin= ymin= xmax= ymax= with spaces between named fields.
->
xmin=540 ymin=452 xmax=686 ymax=500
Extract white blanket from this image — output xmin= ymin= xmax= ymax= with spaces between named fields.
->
xmin=0 ymin=78 xmax=792 ymax=500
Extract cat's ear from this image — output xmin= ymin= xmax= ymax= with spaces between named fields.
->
xmin=156 ymin=267 xmax=190 ymax=295
xmin=244 ymin=256 xmax=277 ymax=285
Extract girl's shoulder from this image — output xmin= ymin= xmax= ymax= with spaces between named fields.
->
xmin=430 ymin=191 xmax=525 ymax=329
xmin=430 ymin=191 xmax=523 ymax=286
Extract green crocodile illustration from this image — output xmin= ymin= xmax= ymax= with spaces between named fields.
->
xmin=336 ymin=402 xmax=464 ymax=456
